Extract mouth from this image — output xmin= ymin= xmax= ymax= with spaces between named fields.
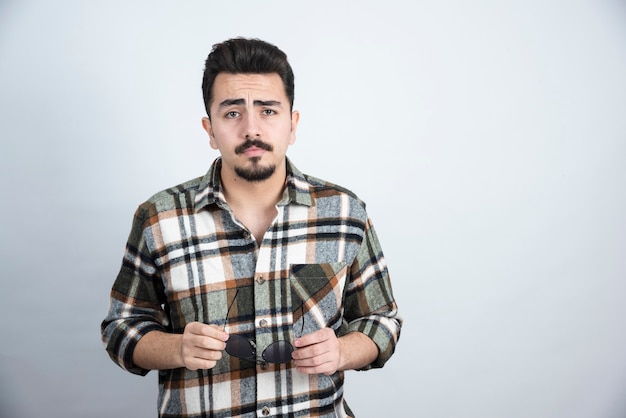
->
xmin=235 ymin=139 xmax=273 ymax=156
xmin=242 ymin=146 xmax=266 ymax=158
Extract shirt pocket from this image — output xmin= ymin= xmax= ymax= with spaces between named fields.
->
xmin=289 ymin=262 xmax=348 ymax=335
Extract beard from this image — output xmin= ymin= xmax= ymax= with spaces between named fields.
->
xmin=234 ymin=158 xmax=276 ymax=182
xmin=234 ymin=138 xmax=276 ymax=182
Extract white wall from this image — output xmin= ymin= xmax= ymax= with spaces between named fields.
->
xmin=1 ymin=1 xmax=625 ymax=417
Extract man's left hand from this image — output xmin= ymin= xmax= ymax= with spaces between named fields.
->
xmin=292 ymin=328 xmax=342 ymax=375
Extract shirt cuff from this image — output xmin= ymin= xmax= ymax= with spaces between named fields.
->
xmin=104 ymin=321 xmax=165 ymax=376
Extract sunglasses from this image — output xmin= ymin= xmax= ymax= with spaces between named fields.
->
xmin=224 ymin=288 xmax=304 ymax=364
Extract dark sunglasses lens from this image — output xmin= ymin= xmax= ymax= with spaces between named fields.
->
xmin=226 ymin=335 xmax=255 ymax=359
xmin=262 ymin=341 xmax=294 ymax=364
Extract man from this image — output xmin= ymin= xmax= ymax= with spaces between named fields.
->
xmin=101 ymin=37 xmax=401 ymax=418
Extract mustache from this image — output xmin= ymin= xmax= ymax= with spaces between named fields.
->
xmin=235 ymin=139 xmax=273 ymax=154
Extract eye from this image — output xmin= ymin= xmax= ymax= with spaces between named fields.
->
xmin=225 ymin=111 xmax=240 ymax=119
xmin=262 ymin=109 xmax=276 ymax=116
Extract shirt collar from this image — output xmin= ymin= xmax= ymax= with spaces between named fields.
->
xmin=194 ymin=157 xmax=314 ymax=212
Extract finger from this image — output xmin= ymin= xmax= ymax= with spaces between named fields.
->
xmin=292 ymin=349 xmax=337 ymax=367
xmin=182 ymin=323 xmax=229 ymax=370
xmin=187 ymin=345 xmax=224 ymax=361
xmin=294 ymin=353 xmax=338 ymax=375
xmin=185 ymin=355 xmax=220 ymax=371
xmin=186 ymin=322 xmax=229 ymax=341
xmin=193 ymin=334 xmax=228 ymax=351
xmin=292 ymin=340 xmax=331 ymax=361
xmin=182 ymin=338 xmax=225 ymax=370
xmin=294 ymin=327 xmax=333 ymax=348
xmin=183 ymin=324 xmax=228 ymax=351
xmin=206 ymin=323 xmax=230 ymax=341
xmin=293 ymin=329 xmax=339 ymax=361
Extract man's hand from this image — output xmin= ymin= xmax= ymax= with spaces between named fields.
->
xmin=292 ymin=329 xmax=379 ymax=375
xmin=181 ymin=322 xmax=229 ymax=370
xmin=292 ymin=328 xmax=341 ymax=375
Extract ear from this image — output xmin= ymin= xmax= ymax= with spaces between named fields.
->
xmin=202 ymin=117 xmax=219 ymax=150
xmin=289 ymin=110 xmax=300 ymax=145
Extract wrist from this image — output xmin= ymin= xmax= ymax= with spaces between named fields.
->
xmin=337 ymin=332 xmax=378 ymax=371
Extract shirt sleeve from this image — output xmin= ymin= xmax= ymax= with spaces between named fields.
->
xmin=343 ymin=217 xmax=402 ymax=370
xmin=100 ymin=204 xmax=169 ymax=376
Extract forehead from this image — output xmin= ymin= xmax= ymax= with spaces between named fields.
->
xmin=211 ymin=73 xmax=287 ymax=104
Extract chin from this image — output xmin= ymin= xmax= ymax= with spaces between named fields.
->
xmin=234 ymin=163 xmax=276 ymax=182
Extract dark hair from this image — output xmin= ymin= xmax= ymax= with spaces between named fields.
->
xmin=202 ymin=37 xmax=295 ymax=118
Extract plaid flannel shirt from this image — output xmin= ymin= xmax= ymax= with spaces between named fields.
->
xmin=101 ymin=158 xmax=401 ymax=417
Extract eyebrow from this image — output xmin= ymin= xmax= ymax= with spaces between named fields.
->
xmin=218 ymin=98 xmax=283 ymax=108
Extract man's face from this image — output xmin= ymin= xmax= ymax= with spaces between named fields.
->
xmin=202 ymin=72 xmax=300 ymax=183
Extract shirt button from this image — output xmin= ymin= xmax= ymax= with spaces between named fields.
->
xmin=259 ymin=319 xmax=268 ymax=327
xmin=256 ymin=275 xmax=265 ymax=285
xmin=243 ymin=231 xmax=251 ymax=239
xmin=261 ymin=406 xmax=270 ymax=416
xmin=259 ymin=362 xmax=268 ymax=370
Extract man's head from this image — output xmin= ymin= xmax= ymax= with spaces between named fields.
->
xmin=202 ymin=38 xmax=295 ymax=119
xmin=200 ymin=38 xmax=300 ymax=184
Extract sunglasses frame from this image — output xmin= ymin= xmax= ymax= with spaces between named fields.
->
xmin=223 ymin=288 xmax=304 ymax=364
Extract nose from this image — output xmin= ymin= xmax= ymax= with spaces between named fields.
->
xmin=242 ymin=112 xmax=261 ymax=138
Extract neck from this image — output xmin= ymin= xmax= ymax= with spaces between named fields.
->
xmin=220 ymin=164 xmax=287 ymax=211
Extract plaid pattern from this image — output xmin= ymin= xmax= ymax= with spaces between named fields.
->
xmin=101 ymin=158 xmax=401 ymax=417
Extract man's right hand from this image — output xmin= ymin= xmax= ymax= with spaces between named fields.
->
xmin=181 ymin=322 xmax=230 ymax=370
